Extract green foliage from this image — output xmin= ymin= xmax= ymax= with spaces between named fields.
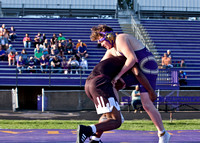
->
xmin=0 ymin=119 xmax=200 ymax=130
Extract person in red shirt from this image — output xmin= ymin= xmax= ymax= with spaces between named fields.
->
xmin=23 ymin=33 xmax=32 ymax=48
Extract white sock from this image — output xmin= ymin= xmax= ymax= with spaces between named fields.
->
xmin=91 ymin=136 xmax=100 ymax=141
xmin=90 ymin=125 xmax=97 ymax=134
xmin=158 ymin=129 xmax=166 ymax=136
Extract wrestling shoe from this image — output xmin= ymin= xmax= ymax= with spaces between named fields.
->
xmin=76 ymin=125 xmax=93 ymax=143
xmin=158 ymin=131 xmax=171 ymax=143
xmin=89 ymin=140 xmax=103 ymax=143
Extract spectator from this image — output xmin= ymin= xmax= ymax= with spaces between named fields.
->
xmin=15 ymin=52 xmax=20 ymax=63
xmin=0 ymin=24 xmax=8 ymax=49
xmin=166 ymin=49 xmax=172 ymax=59
xmin=131 ymin=85 xmax=143 ymax=113
xmin=27 ymin=57 xmax=36 ymax=73
xmin=50 ymin=33 xmax=57 ymax=46
xmin=0 ymin=45 xmax=6 ymax=61
xmin=43 ymin=39 xmax=50 ymax=54
xmin=65 ymin=38 xmax=74 ymax=55
xmin=49 ymin=45 xmax=59 ymax=61
xmin=180 ymin=59 xmax=186 ymax=67
xmin=58 ymin=42 xmax=65 ymax=56
xmin=79 ymin=57 xmax=88 ymax=74
xmin=21 ymin=49 xmax=28 ymax=64
xmin=6 ymin=44 xmax=16 ymax=55
xmin=57 ymin=33 xmax=66 ymax=45
xmin=178 ymin=70 xmax=187 ymax=86
xmin=3 ymin=28 xmax=9 ymax=48
xmin=70 ymin=56 xmax=79 ymax=74
xmin=17 ymin=56 xmax=25 ymax=74
xmin=61 ymin=56 xmax=71 ymax=74
xmin=161 ymin=53 xmax=173 ymax=69
xmin=75 ymin=39 xmax=87 ymax=53
xmin=41 ymin=33 xmax=46 ymax=44
xmin=51 ymin=56 xmax=62 ymax=73
xmin=77 ymin=41 xmax=89 ymax=59
xmin=34 ymin=44 xmax=43 ymax=65
xmin=9 ymin=26 xmax=17 ymax=42
xmin=8 ymin=51 xmax=15 ymax=66
xmin=40 ymin=55 xmax=49 ymax=73
xmin=23 ymin=33 xmax=32 ymax=48
xmin=34 ymin=32 xmax=42 ymax=47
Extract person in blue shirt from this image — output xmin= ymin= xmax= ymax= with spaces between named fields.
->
xmin=178 ymin=70 xmax=187 ymax=86
xmin=77 ymin=41 xmax=89 ymax=59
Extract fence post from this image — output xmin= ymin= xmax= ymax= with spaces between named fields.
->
xmin=157 ymin=89 xmax=160 ymax=110
xmin=42 ymin=88 xmax=45 ymax=112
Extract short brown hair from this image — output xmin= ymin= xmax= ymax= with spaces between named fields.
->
xmin=90 ymin=24 xmax=113 ymax=41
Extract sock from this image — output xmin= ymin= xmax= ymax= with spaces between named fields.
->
xmin=91 ymin=136 xmax=100 ymax=141
xmin=158 ymin=129 xmax=166 ymax=137
xmin=90 ymin=125 xmax=97 ymax=134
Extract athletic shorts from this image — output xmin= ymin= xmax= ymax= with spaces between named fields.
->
xmin=85 ymin=74 xmax=120 ymax=114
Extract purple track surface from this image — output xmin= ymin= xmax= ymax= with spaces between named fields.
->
xmin=0 ymin=129 xmax=199 ymax=143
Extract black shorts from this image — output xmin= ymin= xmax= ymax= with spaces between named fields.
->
xmin=85 ymin=74 xmax=120 ymax=114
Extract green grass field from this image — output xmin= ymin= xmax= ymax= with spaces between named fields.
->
xmin=0 ymin=119 xmax=200 ymax=131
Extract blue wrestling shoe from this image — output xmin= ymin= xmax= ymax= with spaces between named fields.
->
xmin=76 ymin=125 xmax=93 ymax=143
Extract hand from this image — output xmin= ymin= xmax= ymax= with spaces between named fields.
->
xmin=111 ymin=76 xmax=120 ymax=86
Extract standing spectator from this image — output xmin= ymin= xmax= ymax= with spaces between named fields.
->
xmin=57 ymin=33 xmax=66 ymax=45
xmin=77 ymin=41 xmax=89 ymax=59
xmin=79 ymin=57 xmax=88 ymax=74
xmin=23 ymin=33 xmax=32 ymax=48
xmin=131 ymin=85 xmax=143 ymax=113
xmin=178 ymin=70 xmax=187 ymax=86
xmin=34 ymin=44 xmax=43 ymax=65
xmin=0 ymin=45 xmax=6 ymax=61
xmin=66 ymin=38 xmax=74 ymax=55
xmin=40 ymin=55 xmax=49 ymax=73
xmin=34 ymin=32 xmax=42 ymax=47
xmin=8 ymin=51 xmax=15 ymax=66
xmin=50 ymin=33 xmax=57 ymax=46
xmin=21 ymin=49 xmax=28 ymax=64
xmin=41 ymin=33 xmax=46 ymax=44
xmin=17 ymin=56 xmax=25 ymax=74
xmin=61 ymin=56 xmax=71 ymax=74
xmin=70 ymin=56 xmax=79 ymax=74
xmin=9 ymin=26 xmax=17 ymax=42
xmin=51 ymin=56 xmax=62 ymax=73
xmin=27 ymin=57 xmax=36 ymax=73
xmin=161 ymin=53 xmax=173 ymax=69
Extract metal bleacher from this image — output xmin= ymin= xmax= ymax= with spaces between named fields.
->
xmin=0 ymin=18 xmax=123 ymax=87
xmin=141 ymin=19 xmax=200 ymax=87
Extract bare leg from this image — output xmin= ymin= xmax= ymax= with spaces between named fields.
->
xmin=94 ymin=107 xmax=122 ymax=138
xmin=140 ymin=92 xmax=164 ymax=132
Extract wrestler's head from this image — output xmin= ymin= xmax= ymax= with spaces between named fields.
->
xmin=90 ymin=24 xmax=116 ymax=49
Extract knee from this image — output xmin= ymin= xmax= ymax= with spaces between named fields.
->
xmin=142 ymin=103 xmax=152 ymax=112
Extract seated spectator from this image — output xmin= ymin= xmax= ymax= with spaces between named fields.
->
xmin=65 ymin=38 xmax=74 ymax=55
xmin=57 ymin=33 xmax=66 ymax=45
xmin=0 ymin=24 xmax=9 ymax=49
xmin=34 ymin=32 xmax=42 ymax=47
xmin=40 ymin=55 xmax=49 ymax=73
xmin=6 ymin=44 xmax=16 ymax=55
xmin=131 ymin=85 xmax=143 ymax=113
xmin=0 ymin=45 xmax=6 ymax=61
xmin=27 ymin=57 xmax=36 ymax=73
xmin=166 ymin=50 xmax=172 ymax=59
xmin=34 ymin=44 xmax=43 ymax=65
xmin=79 ymin=57 xmax=88 ymax=74
xmin=3 ymin=28 xmax=9 ymax=48
xmin=70 ymin=56 xmax=79 ymax=74
xmin=15 ymin=52 xmax=20 ymax=63
xmin=161 ymin=53 xmax=173 ymax=69
xmin=58 ymin=42 xmax=65 ymax=56
xmin=77 ymin=41 xmax=89 ymax=59
xmin=50 ymin=33 xmax=57 ymax=46
xmin=21 ymin=49 xmax=28 ymax=64
xmin=8 ymin=51 xmax=15 ymax=66
xmin=49 ymin=45 xmax=59 ymax=61
xmin=23 ymin=33 xmax=32 ymax=48
xmin=180 ymin=59 xmax=186 ymax=67
xmin=43 ymin=39 xmax=50 ymax=54
xmin=75 ymin=39 xmax=87 ymax=53
xmin=17 ymin=56 xmax=25 ymax=74
xmin=51 ymin=56 xmax=62 ymax=73
xmin=61 ymin=56 xmax=71 ymax=74
xmin=9 ymin=26 xmax=17 ymax=42
xmin=178 ymin=70 xmax=187 ymax=86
